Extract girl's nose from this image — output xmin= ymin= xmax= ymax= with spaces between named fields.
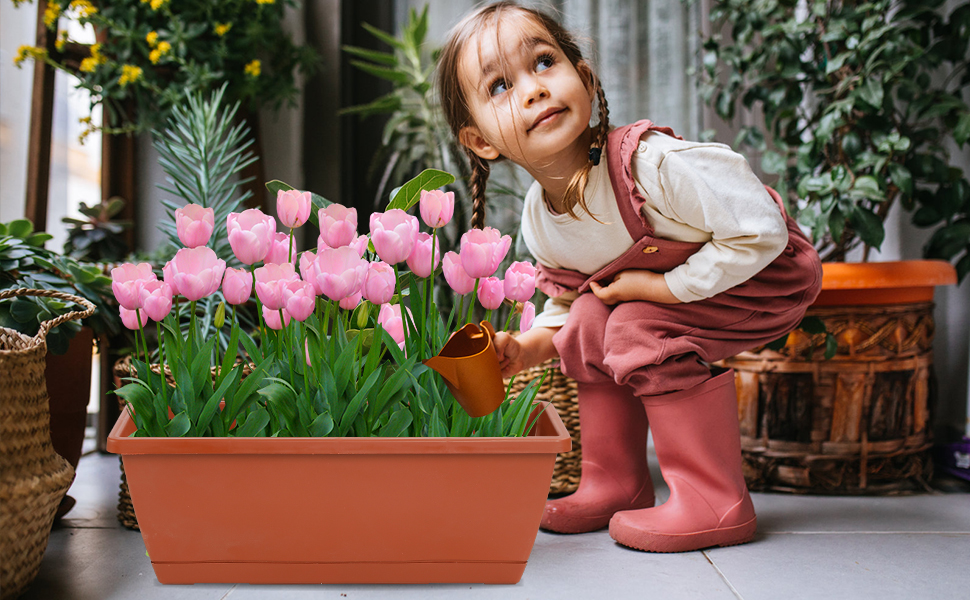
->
xmin=522 ymin=77 xmax=549 ymax=107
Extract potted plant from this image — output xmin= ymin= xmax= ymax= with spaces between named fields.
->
xmin=699 ymin=0 xmax=965 ymax=492
xmin=0 ymin=219 xmax=122 ymax=516
xmin=106 ymin=162 xmax=568 ymax=584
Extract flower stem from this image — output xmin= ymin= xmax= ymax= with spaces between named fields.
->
xmin=251 ymin=263 xmax=267 ymax=348
xmin=288 ymin=228 xmax=295 ymax=264
xmin=279 ymin=308 xmax=289 ymax=375
xmin=504 ymin=301 xmax=517 ymax=332
xmin=393 ymin=264 xmax=409 ymax=352
xmin=190 ymin=300 xmax=198 ymax=353
xmin=467 ymin=278 xmax=480 ymax=326
xmin=155 ymin=321 xmax=168 ymax=408
xmin=429 ymin=228 xmax=437 ymax=353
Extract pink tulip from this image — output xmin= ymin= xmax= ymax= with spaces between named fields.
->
xmin=478 ymin=277 xmax=505 ymax=310
xmin=277 ymin=189 xmax=312 ymax=229
xmin=139 ymin=280 xmax=173 ymax=322
xmin=111 ymin=263 xmax=157 ymax=310
xmin=283 ymin=279 xmax=316 ymax=322
xmin=169 ymin=247 xmax=226 ymax=302
xmin=319 ymin=204 xmax=358 ymax=248
xmin=442 ymin=252 xmax=475 ymax=295
xmin=378 ymin=303 xmax=407 ymax=349
xmin=520 ymin=301 xmax=536 ymax=333
xmin=162 ymin=260 xmax=179 ymax=296
xmin=405 ymin=232 xmax=441 ymax=278
xmin=313 ymin=246 xmax=367 ymax=301
xmin=339 ymin=291 xmax=363 ymax=311
xmin=419 ymin=189 xmax=455 ymax=229
xmin=174 ymin=204 xmax=214 ymax=248
xmin=319 ymin=233 xmax=370 ymax=258
xmin=369 ymin=209 xmax=419 ymax=265
xmin=120 ymin=306 xmax=148 ymax=330
xmin=264 ymin=231 xmax=297 ymax=265
xmin=362 ymin=261 xmax=396 ymax=305
xmin=254 ymin=262 xmax=298 ymax=311
xmin=263 ymin=306 xmax=292 ymax=330
xmin=227 ymin=209 xmax=276 ymax=265
xmin=504 ymin=261 xmax=537 ymax=303
xmin=305 ymin=338 xmax=313 ymax=366
xmin=222 ymin=267 xmax=254 ymax=306
xmin=459 ymin=227 xmax=511 ymax=279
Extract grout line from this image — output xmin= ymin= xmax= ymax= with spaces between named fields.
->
xmin=219 ymin=585 xmax=238 ymax=599
xmin=703 ymin=550 xmax=744 ymax=600
xmin=761 ymin=530 xmax=970 ymax=535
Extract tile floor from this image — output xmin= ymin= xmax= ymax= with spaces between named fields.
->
xmin=19 ymin=431 xmax=970 ymax=600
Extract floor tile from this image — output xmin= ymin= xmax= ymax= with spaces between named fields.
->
xmin=707 ymin=532 xmax=970 ymax=600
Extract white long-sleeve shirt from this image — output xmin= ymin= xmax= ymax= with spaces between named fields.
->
xmin=522 ymin=131 xmax=789 ymax=329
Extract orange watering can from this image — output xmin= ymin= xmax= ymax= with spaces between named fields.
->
xmin=423 ymin=321 xmax=506 ymax=418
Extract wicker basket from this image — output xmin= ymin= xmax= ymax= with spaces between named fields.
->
xmin=721 ymin=301 xmax=937 ymax=494
xmin=507 ymin=360 xmax=581 ymax=496
xmin=1 ymin=289 xmax=94 ymax=599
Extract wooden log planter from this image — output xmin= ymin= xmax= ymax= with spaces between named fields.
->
xmin=721 ymin=261 xmax=957 ymax=494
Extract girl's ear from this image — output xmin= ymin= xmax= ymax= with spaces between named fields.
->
xmin=459 ymin=126 xmax=501 ymax=160
xmin=576 ymin=60 xmax=596 ymax=100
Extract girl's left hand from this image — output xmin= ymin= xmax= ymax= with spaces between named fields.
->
xmin=589 ymin=269 xmax=682 ymax=305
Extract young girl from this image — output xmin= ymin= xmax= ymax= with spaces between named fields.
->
xmin=437 ymin=2 xmax=822 ymax=553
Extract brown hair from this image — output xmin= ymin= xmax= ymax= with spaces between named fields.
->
xmin=437 ymin=1 xmax=610 ymax=229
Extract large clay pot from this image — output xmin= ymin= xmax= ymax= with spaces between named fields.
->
xmin=107 ymin=403 xmax=570 ymax=585
xmin=722 ymin=260 xmax=957 ymax=494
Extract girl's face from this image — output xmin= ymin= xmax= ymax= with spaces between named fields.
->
xmin=457 ymin=13 xmax=594 ymax=169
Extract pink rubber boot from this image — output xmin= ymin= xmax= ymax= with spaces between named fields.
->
xmin=541 ymin=381 xmax=655 ymax=533
xmin=608 ymin=370 xmax=757 ymax=552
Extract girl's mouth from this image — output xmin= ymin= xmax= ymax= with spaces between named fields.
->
xmin=529 ymin=108 xmax=566 ymax=132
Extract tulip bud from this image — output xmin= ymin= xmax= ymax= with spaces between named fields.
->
xmin=214 ymin=301 xmax=226 ymax=329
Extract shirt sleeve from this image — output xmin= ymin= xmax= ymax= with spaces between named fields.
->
xmin=531 ymin=291 xmax=577 ymax=329
xmin=651 ymin=145 xmax=789 ymax=302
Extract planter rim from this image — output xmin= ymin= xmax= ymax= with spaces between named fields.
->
xmin=821 ymin=259 xmax=956 ymax=290
xmin=107 ymin=403 xmax=571 ymax=455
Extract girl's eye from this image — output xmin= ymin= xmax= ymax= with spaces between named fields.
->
xmin=489 ymin=78 xmax=510 ymax=97
xmin=536 ymin=54 xmax=554 ymax=72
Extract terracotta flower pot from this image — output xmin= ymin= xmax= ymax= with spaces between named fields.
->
xmin=723 ymin=259 xmax=958 ymax=494
xmin=106 ymin=403 xmax=570 ymax=585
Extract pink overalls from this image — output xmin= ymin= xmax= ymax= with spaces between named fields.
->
xmin=536 ymin=121 xmax=823 ymax=397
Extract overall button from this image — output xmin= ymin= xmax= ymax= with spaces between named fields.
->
xmin=642 ymin=246 xmax=659 ymax=254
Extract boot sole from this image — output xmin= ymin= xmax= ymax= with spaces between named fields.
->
xmin=541 ymin=498 xmax=656 ymax=534
xmin=609 ymin=516 xmax=757 ymax=553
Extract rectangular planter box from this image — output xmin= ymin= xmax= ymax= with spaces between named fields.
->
xmin=107 ymin=403 xmax=570 ymax=585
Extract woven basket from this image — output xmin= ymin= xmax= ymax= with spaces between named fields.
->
xmin=507 ymin=359 xmax=581 ymax=496
xmin=1 ymin=289 xmax=94 ymax=599
xmin=721 ymin=301 xmax=937 ymax=494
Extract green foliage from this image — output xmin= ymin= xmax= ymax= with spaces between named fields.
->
xmin=154 ymin=84 xmax=256 ymax=266
xmin=62 ymin=197 xmax=131 ymax=262
xmin=13 ymin=0 xmax=319 ymax=137
xmin=699 ymin=0 xmax=970 ymax=279
xmin=0 ymin=219 xmax=121 ymax=354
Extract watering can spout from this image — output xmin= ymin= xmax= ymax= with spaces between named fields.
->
xmin=422 ymin=321 xmax=505 ymax=418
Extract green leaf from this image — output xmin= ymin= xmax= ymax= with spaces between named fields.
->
xmin=761 ymin=151 xmax=786 ymax=175
xmin=309 ymin=412 xmax=334 ymax=437
xmin=955 ymin=112 xmax=970 ymax=147
xmin=850 ymin=206 xmax=886 ymax=249
xmin=342 ymin=45 xmax=397 ymax=66
xmin=361 ymin=22 xmax=407 ymax=51
xmin=165 ymin=412 xmax=191 ymax=437
xmin=349 ymin=61 xmax=411 ymax=85
xmin=852 ymin=175 xmax=883 ymax=199
xmin=888 ymin=163 xmax=913 ymax=197
xmin=236 ymin=406 xmax=270 ymax=437
xmin=379 ymin=405 xmax=412 ymax=437
xmin=824 ymin=334 xmax=839 ymax=360
xmin=386 ymin=169 xmax=456 ymax=211
xmin=7 ymin=219 xmax=34 ymax=239
xmin=24 ymin=232 xmax=53 ymax=247
xmin=857 ymin=77 xmax=884 ymax=108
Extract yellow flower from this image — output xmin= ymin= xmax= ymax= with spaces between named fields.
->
xmin=43 ymin=3 xmax=61 ymax=28
xmin=156 ymin=41 xmax=171 ymax=54
xmin=146 ymin=31 xmax=158 ymax=47
xmin=69 ymin=0 xmax=97 ymax=18
xmin=79 ymin=56 xmax=98 ymax=73
xmin=55 ymin=32 xmax=67 ymax=53
xmin=149 ymin=41 xmax=171 ymax=63
xmin=13 ymin=45 xmax=47 ymax=68
xmin=214 ymin=23 xmax=232 ymax=37
xmin=119 ymin=64 xmax=143 ymax=87
xmin=255 ymin=0 xmax=276 ymax=4
xmin=79 ymin=116 xmax=92 ymax=125
xmin=90 ymin=42 xmax=103 ymax=61
xmin=149 ymin=0 xmax=168 ymax=10
xmin=244 ymin=59 xmax=261 ymax=78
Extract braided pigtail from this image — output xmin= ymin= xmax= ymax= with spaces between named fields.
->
xmin=561 ymin=76 xmax=611 ymax=220
xmin=467 ymin=150 xmax=491 ymax=230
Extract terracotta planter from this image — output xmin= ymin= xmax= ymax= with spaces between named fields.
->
xmin=46 ymin=326 xmax=94 ymax=472
xmin=723 ymin=260 xmax=957 ymax=494
xmin=106 ymin=403 xmax=570 ymax=585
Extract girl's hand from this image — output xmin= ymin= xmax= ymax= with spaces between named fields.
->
xmin=493 ymin=327 xmax=560 ymax=378
xmin=589 ymin=269 xmax=682 ymax=305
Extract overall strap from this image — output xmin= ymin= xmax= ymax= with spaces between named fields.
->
xmin=606 ymin=120 xmax=684 ymax=239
